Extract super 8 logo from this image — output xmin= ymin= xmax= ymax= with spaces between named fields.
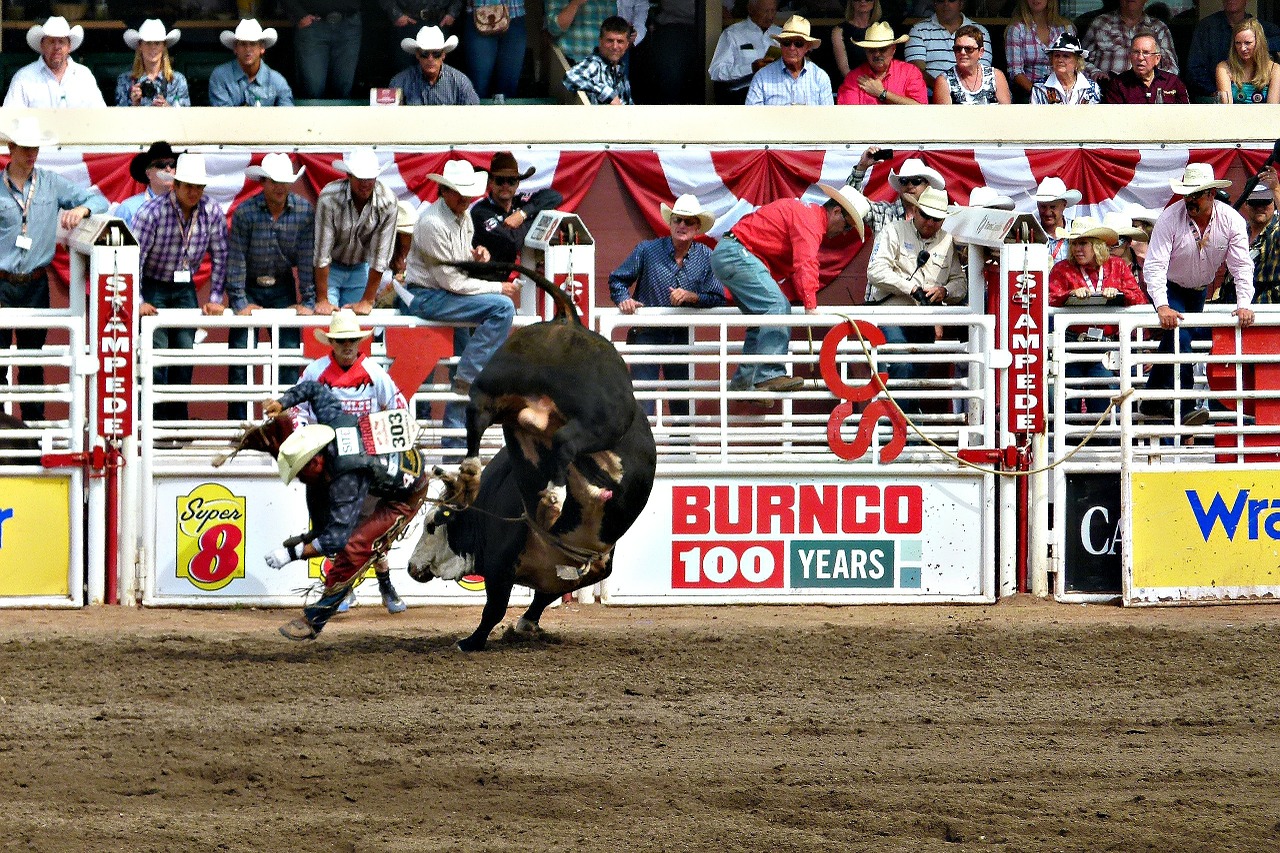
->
xmin=176 ymin=484 xmax=246 ymax=591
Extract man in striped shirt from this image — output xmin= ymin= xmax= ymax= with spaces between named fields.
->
xmin=133 ymin=153 xmax=229 ymax=422
xmin=904 ymin=0 xmax=991 ymax=90
xmin=313 ymin=148 xmax=398 ymax=316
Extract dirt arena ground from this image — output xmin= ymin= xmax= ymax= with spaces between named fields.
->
xmin=2 ymin=598 xmax=1279 ymax=852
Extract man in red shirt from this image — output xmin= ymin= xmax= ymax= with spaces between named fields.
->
xmin=711 ymin=185 xmax=869 ymax=391
xmin=836 ymin=22 xmax=928 ymax=105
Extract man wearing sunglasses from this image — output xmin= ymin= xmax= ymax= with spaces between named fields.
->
xmin=1213 ymin=175 xmax=1280 ymax=306
xmin=1141 ymin=163 xmax=1254 ymax=424
xmin=845 ymin=153 xmax=946 ymax=237
xmin=470 ymin=151 xmax=564 ymax=266
xmin=746 ymin=15 xmax=833 ymax=106
xmin=390 ymin=24 xmax=479 ymax=104
xmin=116 ymin=140 xmax=178 ymax=229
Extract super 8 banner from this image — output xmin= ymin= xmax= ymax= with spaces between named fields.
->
xmin=10 ymin=142 xmax=1272 ymax=293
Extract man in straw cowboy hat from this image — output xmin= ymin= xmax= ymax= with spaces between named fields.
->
xmin=609 ymin=193 xmax=725 ymax=416
xmin=711 ymin=183 xmax=870 ymax=393
xmin=262 ymin=379 xmax=428 ymax=640
xmin=116 ymin=141 xmax=179 ymax=229
xmin=1140 ymin=162 xmax=1254 ymax=425
xmin=837 ymin=22 xmax=927 ymax=105
xmin=746 ymin=14 xmax=833 ymax=105
xmin=226 ymin=153 xmax=317 ymax=419
xmin=470 ymin=151 xmax=563 ymax=266
xmin=3 ymin=15 xmax=105 ymax=108
xmin=313 ymin=148 xmax=398 ymax=315
xmin=400 ymin=159 xmax=519 ymax=446
xmin=0 ymin=117 xmax=107 ymax=422
xmin=866 ymin=186 xmax=966 ymax=414
xmin=564 ymin=15 xmax=635 ymax=105
xmin=133 ymin=152 xmax=230 ymax=422
xmin=390 ymin=25 xmax=479 ymax=105
xmin=208 ymin=18 xmax=295 ymax=106
xmin=266 ymin=309 xmax=412 ymax=616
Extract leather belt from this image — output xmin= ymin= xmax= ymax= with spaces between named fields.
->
xmin=0 ymin=267 xmax=47 ymax=284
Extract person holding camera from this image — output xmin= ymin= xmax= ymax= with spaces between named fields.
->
xmin=845 ymin=150 xmax=946 ymax=237
xmin=865 ymin=186 xmax=965 ymax=415
xmin=116 ymin=19 xmax=190 ymax=107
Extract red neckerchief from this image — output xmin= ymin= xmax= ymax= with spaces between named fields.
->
xmin=318 ymin=352 xmax=373 ymax=388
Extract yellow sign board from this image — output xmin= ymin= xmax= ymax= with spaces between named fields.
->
xmin=176 ymin=483 xmax=247 ymax=591
xmin=0 ymin=477 xmax=72 ymax=597
xmin=1131 ymin=470 xmax=1280 ymax=591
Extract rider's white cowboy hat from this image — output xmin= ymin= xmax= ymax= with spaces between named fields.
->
xmin=278 ymin=424 xmax=335 ymax=484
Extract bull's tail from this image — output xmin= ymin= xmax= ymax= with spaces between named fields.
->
xmin=442 ymin=260 xmax=581 ymax=325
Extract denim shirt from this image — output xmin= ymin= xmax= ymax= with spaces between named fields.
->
xmin=207 ymin=60 xmax=295 ymax=107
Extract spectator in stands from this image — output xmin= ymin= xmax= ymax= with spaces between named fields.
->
xmin=610 ymin=194 xmax=725 ymax=417
xmin=1030 ymin=32 xmax=1101 ymax=104
xmin=933 ymin=25 xmax=1011 ymax=103
xmin=209 ymin=19 xmax=295 ymax=107
xmin=832 ymin=0 xmax=900 ymax=81
xmin=0 ymin=118 xmax=107 ymax=423
xmin=400 ymin=159 xmax=519 ymax=447
xmin=711 ymin=185 xmax=869 ymax=392
xmin=1215 ymin=19 xmax=1280 ymax=104
xmin=746 ymin=15 xmax=833 ymax=105
xmin=1032 ymin=176 xmax=1079 ymax=263
xmin=846 ymin=152 xmax=945 ymax=234
xmin=133 ymin=153 xmax=229 ymax=422
xmin=1048 ymin=216 xmax=1145 ymax=415
xmin=837 ymin=22 xmax=927 ymax=105
xmin=904 ymin=0 xmax=991 ymax=91
xmin=1216 ymin=176 xmax=1280 ymax=306
xmin=385 ymin=0 xmax=462 ymax=70
xmin=1081 ymin=0 xmax=1177 ymax=84
xmin=391 ymin=25 xmax=480 ymax=104
xmin=313 ymin=149 xmax=399 ymax=315
xmin=116 ymin=142 xmax=178 ymax=229
xmin=646 ymin=0 xmax=703 ymax=104
xmin=617 ymin=0 xmax=651 ymax=45
xmin=226 ymin=153 xmax=317 ymax=420
xmin=116 ymin=19 xmax=190 ymax=107
xmin=547 ymin=0 xmax=615 ymax=62
xmin=1103 ymin=30 xmax=1187 ymax=103
xmin=1003 ymin=0 xmax=1074 ymax=101
xmin=470 ymin=152 xmax=564 ymax=264
xmin=1140 ymin=163 xmax=1253 ymax=424
xmin=3 ymin=16 xmax=106 ymax=108
xmin=709 ymin=0 xmax=781 ymax=104
xmin=865 ymin=187 xmax=966 ymax=414
xmin=1186 ymin=0 xmax=1280 ymax=101
xmin=565 ymin=16 xmax=635 ymax=103
xmin=285 ymin=0 xmax=361 ymax=100
xmin=463 ymin=0 xmax=528 ymax=99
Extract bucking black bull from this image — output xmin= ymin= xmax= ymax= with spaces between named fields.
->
xmin=408 ymin=261 xmax=656 ymax=650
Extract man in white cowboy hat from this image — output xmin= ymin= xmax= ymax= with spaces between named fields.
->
xmin=1141 ymin=162 xmax=1254 ymax=424
xmin=0 ymin=117 xmax=107 ymax=422
xmin=867 ymin=186 xmax=967 ymax=414
xmin=261 ymin=380 xmax=428 ymax=639
xmin=226 ymin=153 xmax=317 ymax=419
xmin=745 ymin=14 xmax=833 ymax=106
xmin=845 ymin=152 xmax=947 ymax=235
xmin=3 ymin=15 xmax=105 ymax=108
xmin=609 ymin=193 xmax=726 ymax=417
xmin=564 ymin=15 xmax=634 ymax=105
xmin=1032 ymin=176 xmax=1082 ymax=264
xmin=313 ymin=148 xmax=398 ymax=315
xmin=904 ymin=0 xmax=991 ymax=89
xmin=837 ymin=22 xmax=927 ymax=105
xmin=389 ymin=25 xmax=479 ymax=105
xmin=709 ymin=0 xmax=781 ymax=104
xmin=118 ymin=19 xmax=190 ymax=107
xmin=711 ymin=183 xmax=870 ymax=393
xmin=208 ymin=19 xmax=295 ymax=107
xmin=400 ymin=159 xmax=519 ymax=446
xmin=470 ymin=151 xmax=563 ymax=266
xmin=132 ymin=152 xmax=230 ymax=422
xmin=285 ymin=0 xmax=362 ymax=99
xmin=116 ymin=141 xmax=179 ymax=229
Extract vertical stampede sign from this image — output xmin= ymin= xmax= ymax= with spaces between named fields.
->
xmin=1004 ymin=255 xmax=1047 ymax=435
xmin=96 ymin=271 xmax=134 ymax=438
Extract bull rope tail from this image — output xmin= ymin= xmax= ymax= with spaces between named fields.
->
xmin=521 ymin=511 xmax=614 ymax=572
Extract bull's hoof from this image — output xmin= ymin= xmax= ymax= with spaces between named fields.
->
xmin=455 ymin=635 xmax=487 ymax=652
xmin=512 ymin=616 xmax=539 ymax=637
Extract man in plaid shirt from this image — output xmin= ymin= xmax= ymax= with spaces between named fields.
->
xmin=564 ymin=16 xmax=633 ymax=104
xmin=1081 ymin=0 xmax=1177 ymax=83
xmin=133 ymin=152 xmax=228 ymax=422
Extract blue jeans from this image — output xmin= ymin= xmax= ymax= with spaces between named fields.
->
xmin=881 ymin=324 xmax=934 ymax=415
xmin=0 ymin=273 xmax=50 ymax=422
xmin=326 ymin=261 xmax=370 ymax=307
xmin=401 ymin=286 xmax=515 ymax=444
xmin=1147 ymin=282 xmax=1206 ymax=396
xmin=710 ymin=235 xmax=790 ymax=387
xmin=294 ymin=13 xmax=362 ymax=99
xmin=463 ymin=14 xmax=526 ymax=98
xmin=1066 ymin=356 xmax=1115 ymax=415
xmin=228 ymin=279 xmax=302 ymax=420
xmin=628 ymin=326 xmax=691 ymax=417
xmin=142 ymin=278 xmax=198 ymax=421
